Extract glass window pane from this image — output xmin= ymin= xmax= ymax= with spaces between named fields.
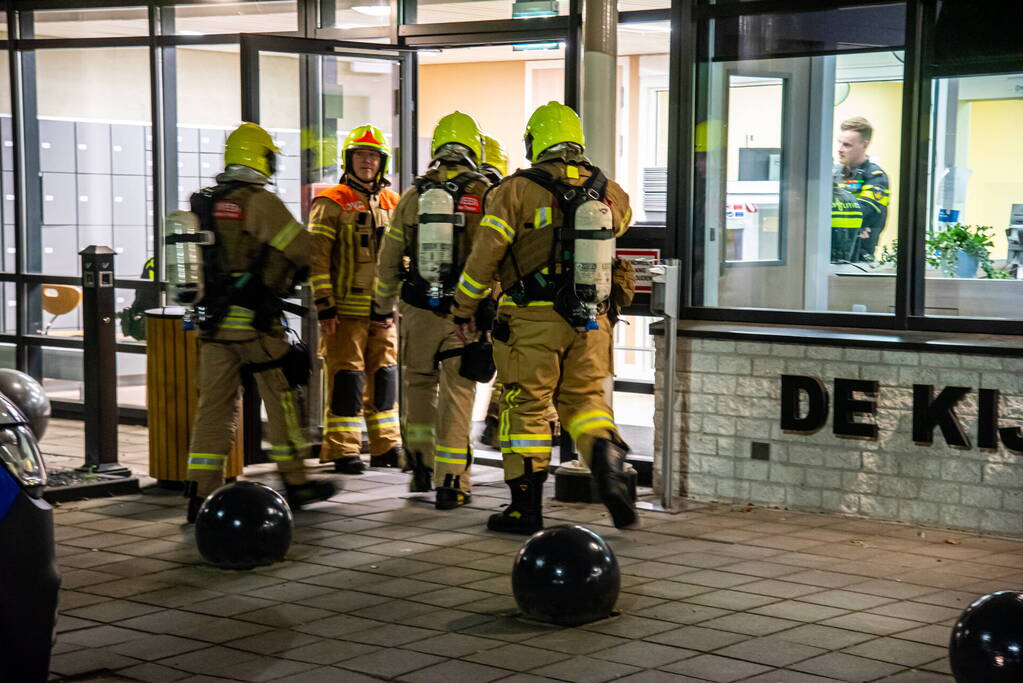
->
xmin=36 ymin=283 xmax=82 ymax=337
xmin=618 ymin=21 xmax=669 ymax=225
xmin=0 ymin=343 xmax=13 ymax=369
xmin=0 ymin=282 xmax=14 ymax=335
xmin=694 ymin=10 xmax=905 ymax=313
xmin=327 ymin=0 xmax=392 ymax=32
xmin=419 ymin=43 xmax=564 ymax=172
xmin=172 ymin=2 xmax=298 ymax=35
xmin=42 ymin=346 xmax=83 ymax=403
xmin=32 ymin=7 xmax=149 ymax=39
xmin=118 ymin=351 xmax=146 ymax=408
xmin=924 ymin=72 xmax=1023 ymax=319
xmin=405 ymin=0 xmax=568 ymax=24
xmin=0 ymin=50 xmax=13 ymax=273
xmin=33 ymin=48 xmax=152 ymax=282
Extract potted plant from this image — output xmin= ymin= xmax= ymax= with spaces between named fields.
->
xmin=925 ymin=223 xmax=1007 ymax=278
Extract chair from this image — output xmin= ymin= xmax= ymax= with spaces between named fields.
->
xmin=41 ymin=285 xmax=82 ymax=334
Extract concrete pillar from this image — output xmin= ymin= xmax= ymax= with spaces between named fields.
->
xmin=581 ymin=0 xmax=617 ymax=174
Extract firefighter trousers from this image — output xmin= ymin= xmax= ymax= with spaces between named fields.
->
xmin=399 ymin=302 xmax=476 ymax=493
xmin=187 ymin=334 xmax=309 ymax=498
xmin=319 ymin=317 xmax=400 ymax=461
xmin=493 ymin=310 xmax=621 ymax=480
xmin=487 ymin=382 xmax=559 ymax=430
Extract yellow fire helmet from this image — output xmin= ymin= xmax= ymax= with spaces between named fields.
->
xmin=224 ymin=122 xmax=280 ymax=178
xmin=431 ymin=111 xmax=484 ymax=164
xmin=524 ymin=101 xmax=585 ymax=162
xmin=341 ymin=124 xmax=391 ymax=182
xmin=482 ymin=134 xmax=508 ymax=177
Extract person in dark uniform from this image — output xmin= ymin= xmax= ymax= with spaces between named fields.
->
xmin=834 ymin=116 xmax=890 ymax=262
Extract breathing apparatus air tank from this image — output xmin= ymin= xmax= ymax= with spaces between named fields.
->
xmin=572 ymin=199 xmax=614 ymax=331
xmin=417 ymin=187 xmax=457 ymax=308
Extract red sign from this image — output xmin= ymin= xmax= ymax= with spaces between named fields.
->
xmin=213 ymin=201 xmax=243 ymax=220
xmin=615 ymin=248 xmax=661 ymax=294
xmin=457 ymin=195 xmax=482 ymax=213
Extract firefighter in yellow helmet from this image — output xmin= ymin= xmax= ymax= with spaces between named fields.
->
xmin=182 ymin=122 xmax=335 ymax=521
xmin=476 ymin=133 xmax=561 ymax=451
xmin=373 ymin=112 xmax=492 ymax=509
xmin=451 ymin=102 xmax=638 ymax=534
xmin=308 ymin=125 xmax=402 ymax=474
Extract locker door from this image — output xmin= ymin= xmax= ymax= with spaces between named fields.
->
xmin=111 ymin=124 xmax=146 ymax=176
xmin=75 ymin=122 xmax=112 ymax=175
xmin=113 ymin=225 xmax=147 ymax=277
xmin=40 ymin=120 xmax=76 ymax=173
xmin=41 ymin=225 xmax=77 ymax=275
xmin=113 ymin=176 xmax=147 ymax=226
xmin=77 ymin=175 xmax=113 ymax=226
xmin=42 ymin=173 xmax=77 ymax=225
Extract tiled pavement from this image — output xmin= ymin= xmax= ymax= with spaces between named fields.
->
xmin=39 ymin=419 xmax=1023 ymax=682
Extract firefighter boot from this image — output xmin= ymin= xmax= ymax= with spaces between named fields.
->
xmin=408 ymin=452 xmax=433 ymax=493
xmin=371 ymin=446 xmax=402 ymax=468
xmin=184 ymin=481 xmax=203 ymax=524
xmin=590 ymin=436 xmax=637 ymax=529
xmin=334 ymin=456 xmax=365 ymax=474
xmin=486 ymin=462 xmax=547 ymax=535
xmin=435 ymin=474 xmax=471 ymax=510
xmin=480 ymin=416 xmax=500 ymax=449
xmin=284 ymin=479 xmax=337 ymax=510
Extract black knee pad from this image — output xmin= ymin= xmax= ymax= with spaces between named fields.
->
xmin=373 ymin=365 xmax=398 ymax=411
xmin=331 ymin=370 xmax=365 ymax=415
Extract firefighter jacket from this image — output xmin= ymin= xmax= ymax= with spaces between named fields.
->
xmin=373 ymin=163 xmax=490 ymax=315
xmin=201 ymin=176 xmax=312 ymax=341
xmin=834 ymin=158 xmax=889 ymax=236
xmin=450 ymin=159 xmax=631 ymax=323
xmin=308 ymin=178 xmax=400 ymax=320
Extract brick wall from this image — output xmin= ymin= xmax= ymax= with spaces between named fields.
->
xmin=653 ymin=337 xmax=1023 ymax=534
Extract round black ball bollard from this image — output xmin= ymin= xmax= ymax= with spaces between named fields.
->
xmin=512 ymin=524 xmax=620 ymax=626
xmin=194 ymin=481 xmax=293 ymax=570
xmin=0 ymin=368 xmax=51 ymax=440
xmin=949 ymin=590 xmax=1023 ymax=682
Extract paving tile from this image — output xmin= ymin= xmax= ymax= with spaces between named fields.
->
xmin=733 ymin=579 xmax=824 ymax=599
xmin=713 ymin=637 xmax=826 ymax=668
xmin=234 ymin=603 xmax=336 ymax=628
xmin=225 ymin=628 xmax=322 ymax=655
xmin=117 ymin=662 xmax=192 ymax=682
xmin=582 ymin=614 xmax=680 ymax=639
xmin=790 ymin=651 xmax=904 ymax=680
xmin=776 ymin=624 xmax=875 ymax=650
xmin=156 ymin=645 xmax=256 ymax=675
xmin=398 ymin=658 xmax=511 ymax=683
xmin=739 ymin=669 xmax=853 ymax=682
xmin=821 ymin=612 xmax=923 ymax=636
xmin=875 ymin=671 xmax=954 ymax=682
xmin=843 ymin=637 xmax=948 ymax=667
xmin=464 ymin=643 xmax=572 ymax=671
xmin=109 ymin=634 xmax=209 ymax=661
xmin=699 ymin=613 xmax=802 ymax=637
xmin=592 ymin=640 xmax=697 ymax=668
xmin=521 ymin=629 xmax=630 ymax=655
xmin=48 ymin=648 xmax=141 ymax=677
xmin=531 ymin=655 xmax=641 ymax=682
xmin=404 ymin=632 xmax=504 ymax=658
xmin=59 ymin=624 xmax=151 ymax=648
xmin=340 ymin=647 xmax=446 ymax=678
xmin=893 ymin=624 xmax=952 ymax=647
xmin=844 ymin=579 xmax=937 ymax=600
xmin=867 ymin=602 xmax=961 ymax=624
xmin=274 ymin=638 xmax=378 ymax=665
xmin=646 ymin=626 xmax=748 ymax=652
xmin=749 ymin=600 xmax=849 ymax=623
xmin=660 ymin=653 xmax=772 ymax=681
xmin=627 ymin=580 xmax=716 ymax=601
xmin=686 ymin=590 xmax=781 ymax=611
xmin=642 ymin=602 xmax=730 ymax=625
xmin=800 ymin=590 xmax=897 ymax=611
xmin=345 ymin=622 xmax=439 ymax=646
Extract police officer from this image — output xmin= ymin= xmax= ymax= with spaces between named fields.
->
xmin=183 ymin=122 xmax=334 ymax=521
xmin=308 ymin=125 xmax=402 ymax=474
xmin=451 ymin=102 xmax=637 ymax=534
xmin=830 ymin=182 xmax=865 ymax=263
xmin=835 ymin=116 xmax=890 ymax=262
xmin=373 ymin=112 xmax=491 ymax=510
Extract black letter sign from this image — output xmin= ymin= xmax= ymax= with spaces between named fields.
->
xmin=978 ymin=388 xmax=1000 ymax=449
xmin=780 ymin=375 xmax=829 ymax=434
xmin=912 ymin=385 xmax=971 ymax=448
xmin=834 ymin=378 xmax=879 ymax=439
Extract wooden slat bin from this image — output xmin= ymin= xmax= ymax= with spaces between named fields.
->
xmin=145 ymin=307 xmax=243 ymax=484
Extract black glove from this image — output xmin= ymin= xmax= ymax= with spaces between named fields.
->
xmin=370 ymin=309 xmax=394 ymax=322
xmin=474 ymin=297 xmax=497 ymax=332
xmin=452 ymin=316 xmax=472 ymax=327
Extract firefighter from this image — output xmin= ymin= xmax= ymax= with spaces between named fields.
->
xmin=373 ymin=111 xmax=492 ymax=510
xmin=308 ymin=125 xmax=402 ymax=474
xmin=835 ymin=116 xmax=890 ymax=262
xmin=475 ymin=134 xmax=561 ymax=451
xmin=451 ymin=102 xmax=638 ymax=534
xmin=181 ymin=122 xmax=334 ymax=522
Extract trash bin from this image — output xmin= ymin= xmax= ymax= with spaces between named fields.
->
xmin=145 ymin=307 xmax=243 ymax=485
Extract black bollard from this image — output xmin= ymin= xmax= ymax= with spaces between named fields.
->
xmin=79 ymin=245 xmax=130 ymax=476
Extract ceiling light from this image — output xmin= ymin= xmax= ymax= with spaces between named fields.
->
xmin=512 ymin=41 xmax=563 ymax=51
xmin=352 ymin=3 xmax=390 ymax=18
xmin=512 ymin=1 xmax=558 ymax=19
